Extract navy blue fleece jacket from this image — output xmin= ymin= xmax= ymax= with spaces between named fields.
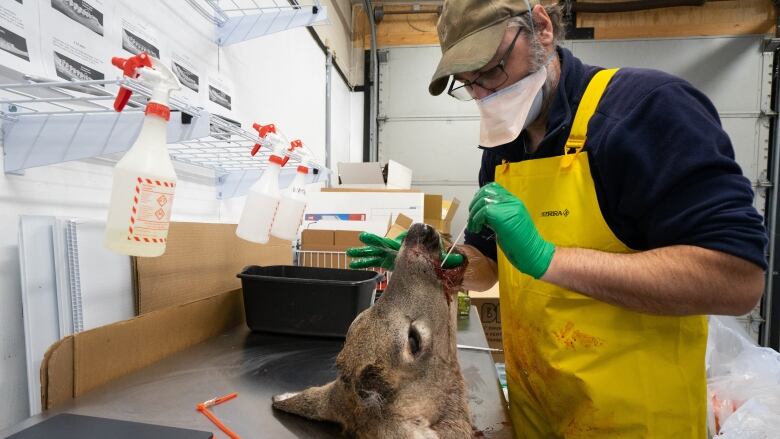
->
xmin=464 ymin=47 xmax=768 ymax=269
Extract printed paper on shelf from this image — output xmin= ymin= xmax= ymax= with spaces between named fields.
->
xmin=122 ymin=18 xmax=160 ymax=59
xmin=0 ymin=0 xmax=43 ymax=75
xmin=207 ymin=72 xmax=234 ymax=116
xmin=117 ymin=6 xmax=162 ymax=60
xmin=171 ymin=50 xmax=201 ymax=105
xmin=50 ymin=0 xmax=105 ymax=36
xmin=40 ymin=0 xmax=110 ymax=87
xmin=128 ymin=177 xmax=176 ymax=242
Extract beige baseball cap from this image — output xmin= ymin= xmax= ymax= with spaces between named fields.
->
xmin=429 ymin=0 xmax=538 ymax=96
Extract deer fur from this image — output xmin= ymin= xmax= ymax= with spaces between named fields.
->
xmin=272 ymin=223 xmax=471 ymax=438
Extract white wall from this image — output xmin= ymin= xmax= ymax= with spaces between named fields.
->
xmin=314 ymin=0 xmax=354 ymax=83
xmin=330 ymin=68 xmax=354 ymax=183
xmin=350 ymin=91 xmax=365 ymax=162
xmin=0 ymin=0 xmax=360 ymax=430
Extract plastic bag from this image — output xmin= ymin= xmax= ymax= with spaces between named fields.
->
xmin=706 ymin=316 xmax=780 ymax=438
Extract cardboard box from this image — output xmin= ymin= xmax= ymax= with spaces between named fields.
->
xmin=303 ymin=219 xmax=389 ymax=236
xmin=336 ymin=162 xmax=385 ymax=187
xmin=385 ymin=213 xmax=413 ymax=240
xmin=300 ymin=229 xmax=363 ymax=252
xmin=385 ymin=160 xmax=412 ymax=189
xmin=424 ymin=194 xmax=460 ymax=236
xmin=320 ymin=188 xmax=459 ymax=237
xmin=41 ymin=290 xmax=244 ymax=410
xmin=134 ymin=222 xmax=292 ymax=314
xmin=306 ymin=190 xmax=425 ymax=225
xmin=469 ymin=283 xmax=503 ymax=364
xmin=336 ymin=160 xmax=412 ymax=190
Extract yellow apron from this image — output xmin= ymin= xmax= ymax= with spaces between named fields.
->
xmin=496 ymin=69 xmax=708 ymax=438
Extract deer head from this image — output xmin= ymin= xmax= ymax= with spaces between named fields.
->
xmin=272 ymin=223 xmax=471 ymax=438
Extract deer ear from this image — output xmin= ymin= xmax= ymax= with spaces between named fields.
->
xmin=272 ymin=380 xmax=342 ymax=423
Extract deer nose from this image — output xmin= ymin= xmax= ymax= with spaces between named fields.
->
xmin=404 ymin=223 xmax=440 ymax=253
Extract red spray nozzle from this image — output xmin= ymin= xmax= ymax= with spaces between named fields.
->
xmin=270 ymin=155 xmax=290 ymax=166
xmin=253 ymin=123 xmax=276 ymax=138
xmin=250 ymin=123 xmax=277 ymax=156
xmin=112 ymin=52 xmax=153 ymax=112
xmin=289 ymin=139 xmax=303 ymax=151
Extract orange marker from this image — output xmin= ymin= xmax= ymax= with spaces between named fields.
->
xmin=197 ymin=392 xmax=240 ymax=439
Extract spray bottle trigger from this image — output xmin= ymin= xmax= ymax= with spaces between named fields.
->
xmin=252 ymin=123 xmax=276 ymax=139
xmin=289 ymin=139 xmax=303 ymax=151
xmin=251 ymin=123 xmax=277 ymax=156
xmin=111 ymin=52 xmax=153 ymax=112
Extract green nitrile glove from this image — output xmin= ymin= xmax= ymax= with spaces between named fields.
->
xmin=347 ymin=232 xmax=406 ymax=270
xmin=467 ymin=182 xmax=555 ymax=279
xmin=439 ymin=247 xmax=465 ymax=269
xmin=346 ymin=231 xmax=465 ymax=270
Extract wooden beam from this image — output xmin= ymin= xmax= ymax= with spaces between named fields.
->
xmin=354 ymin=4 xmax=439 ymax=47
xmin=577 ymin=0 xmax=775 ymax=39
xmin=352 ymin=1 xmax=776 ymax=48
xmin=375 ymin=12 xmax=440 ymax=47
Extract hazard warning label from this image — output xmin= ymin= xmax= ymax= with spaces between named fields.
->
xmin=127 ymin=177 xmax=176 ymax=243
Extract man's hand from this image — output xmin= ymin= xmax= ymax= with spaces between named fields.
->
xmin=347 ymin=231 xmax=465 ymax=270
xmin=459 ymin=244 xmax=498 ymax=292
xmin=467 ymin=182 xmax=555 ymax=279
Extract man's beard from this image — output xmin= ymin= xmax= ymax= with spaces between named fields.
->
xmin=527 ymin=35 xmax=559 ymax=127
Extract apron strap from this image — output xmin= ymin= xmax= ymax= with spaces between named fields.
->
xmin=561 ymin=68 xmax=620 ymax=169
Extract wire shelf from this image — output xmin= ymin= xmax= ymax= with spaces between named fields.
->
xmin=0 ymin=76 xmax=329 ymax=198
xmin=0 ymin=76 xmax=211 ymax=174
xmin=185 ymin=0 xmax=328 ymax=46
xmin=176 ymin=115 xmax=313 ymax=173
xmin=0 ymin=76 xmax=202 ymax=119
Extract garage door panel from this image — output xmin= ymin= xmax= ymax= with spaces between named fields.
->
xmin=569 ymin=37 xmax=763 ymax=114
xmin=379 ymin=119 xmax=483 ymax=182
xmin=380 ymin=46 xmax=480 ymax=119
xmin=721 ymin=117 xmax=761 ymax=185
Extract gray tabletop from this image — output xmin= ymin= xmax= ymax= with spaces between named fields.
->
xmin=2 ymin=307 xmax=512 ymax=438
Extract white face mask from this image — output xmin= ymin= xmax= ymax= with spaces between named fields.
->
xmin=476 ymin=66 xmax=547 ymax=148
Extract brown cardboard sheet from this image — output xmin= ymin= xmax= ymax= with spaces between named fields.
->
xmin=469 ymin=284 xmax=503 ymax=363
xmin=41 ymin=290 xmax=244 ymax=410
xmin=135 ymin=222 xmax=291 ymax=314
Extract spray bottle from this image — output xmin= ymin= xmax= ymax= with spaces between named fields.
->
xmin=270 ymin=140 xmax=309 ymax=241
xmin=236 ymin=123 xmax=291 ymax=244
xmin=104 ymin=52 xmax=181 ymax=257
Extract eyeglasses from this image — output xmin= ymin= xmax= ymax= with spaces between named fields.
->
xmin=447 ymin=26 xmax=523 ymax=102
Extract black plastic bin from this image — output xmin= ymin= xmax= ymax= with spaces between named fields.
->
xmin=237 ymin=265 xmax=382 ymax=337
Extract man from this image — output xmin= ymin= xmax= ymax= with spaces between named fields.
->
xmin=349 ymin=0 xmax=768 ymax=437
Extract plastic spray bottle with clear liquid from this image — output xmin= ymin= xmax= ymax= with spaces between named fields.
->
xmin=104 ymin=52 xmax=181 ymax=257
xmin=236 ymin=123 xmax=293 ymax=244
xmin=270 ymin=140 xmax=309 ymax=241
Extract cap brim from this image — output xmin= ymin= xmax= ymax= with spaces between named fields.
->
xmin=429 ymin=20 xmax=508 ymax=96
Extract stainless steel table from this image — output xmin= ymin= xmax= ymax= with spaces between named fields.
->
xmin=2 ymin=307 xmax=512 ymax=438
